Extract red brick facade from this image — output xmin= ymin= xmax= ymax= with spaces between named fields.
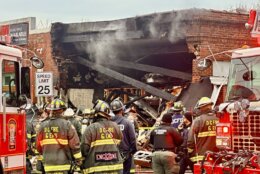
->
xmin=184 ymin=10 xmax=256 ymax=103
xmin=185 ymin=10 xmax=256 ymax=81
xmin=28 ymin=32 xmax=59 ymax=78
xmin=28 ymin=31 xmax=59 ymax=101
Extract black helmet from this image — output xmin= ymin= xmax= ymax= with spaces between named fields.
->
xmin=93 ymin=100 xmax=112 ymax=119
xmin=110 ymin=98 xmax=124 ymax=112
xmin=46 ymin=98 xmax=66 ymax=111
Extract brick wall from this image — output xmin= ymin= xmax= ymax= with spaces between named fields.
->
xmin=183 ymin=10 xmax=256 ymax=102
xmin=185 ymin=10 xmax=256 ymax=81
xmin=28 ymin=32 xmax=59 ymax=82
xmin=28 ymin=32 xmax=59 ymax=101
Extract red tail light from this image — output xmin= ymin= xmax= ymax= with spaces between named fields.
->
xmin=248 ymin=10 xmax=256 ymax=26
xmin=216 ymin=123 xmax=232 ymax=149
xmin=245 ymin=10 xmax=257 ymax=30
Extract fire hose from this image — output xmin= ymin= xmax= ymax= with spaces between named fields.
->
xmin=200 ymin=151 xmax=228 ymax=174
xmin=200 ymin=150 xmax=260 ymax=174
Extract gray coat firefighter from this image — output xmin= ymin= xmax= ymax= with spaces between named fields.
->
xmin=81 ymin=100 xmax=124 ymax=174
xmin=36 ymin=98 xmax=82 ymax=174
xmin=110 ymin=98 xmax=137 ymax=174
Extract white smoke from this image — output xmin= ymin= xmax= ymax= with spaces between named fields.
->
xmin=168 ymin=11 xmax=185 ymax=43
xmin=148 ymin=9 xmax=204 ymax=43
xmin=84 ymin=20 xmax=128 ymax=65
xmin=75 ymin=8 xmax=206 ymax=67
xmin=149 ymin=13 xmax=163 ymax=38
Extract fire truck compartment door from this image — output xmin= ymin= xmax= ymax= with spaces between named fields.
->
xmin=0 ymin=113 xmax=26 ymax=171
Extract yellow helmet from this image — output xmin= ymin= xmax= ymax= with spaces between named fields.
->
xmin=46 ymin=99 xmax=66 ymax=111
xmin=196 ymin=97 xmax=213 ymax=109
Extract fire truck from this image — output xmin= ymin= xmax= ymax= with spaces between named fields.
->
xmin=0 ymin=36 xmax=43 ymax=173
xmin=194 ymin=10 xmax=260 ymax=174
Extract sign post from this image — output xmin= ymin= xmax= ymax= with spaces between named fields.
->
xmin=35 ymin=72 xmax=53 ymax=97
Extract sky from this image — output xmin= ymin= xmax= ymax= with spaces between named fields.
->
xmin=0 ymin=0 xmax=259 ymax=27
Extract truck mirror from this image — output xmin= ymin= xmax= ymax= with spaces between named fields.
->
xmin=243 ymin=70 xmax=256 ymax=81
xmin=196 ymin=59 xmax=212 ymax=71
xmin=18 ymin=94 xmax=31 ymax=110
xmin=30 ymin=56 xmax=44 ymax=69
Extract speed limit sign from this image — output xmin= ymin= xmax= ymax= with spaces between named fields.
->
xmin=35 ymin=72 xmax=53 ymax=97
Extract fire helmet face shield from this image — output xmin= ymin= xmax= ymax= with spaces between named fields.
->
xmin=93 ymin=100 xmax=112 ymax=119
xmin=196 ymin=97 xmax=213 ymax=109
xmin=46 ymin=99 xmax=66 ymax=111
xmin=110 ymin=98 xmax=124 ymax=112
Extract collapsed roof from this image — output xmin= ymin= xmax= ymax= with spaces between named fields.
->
xmin=50 ymin=9 xmax=208 ymax=101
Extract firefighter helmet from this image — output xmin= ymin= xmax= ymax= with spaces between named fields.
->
xmin=173 ymin=101 xmax=184 ymax=111
xmin=93 ymin=100 xmax=112 ymax=119
xmin=168 ymin=101 xmax=183 ymax=112
xmin=63 ymin=108 xmax=75 ymax=117
xmin=110 ymin=98 xmax=124 ymax=112
xmin=46 ymin=98 xmax=66 ymax=111
xmin=196 ymin=97 xmax=213 ymax=109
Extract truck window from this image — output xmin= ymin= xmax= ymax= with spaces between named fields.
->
xmin=2 ymin=60 xmax=20 ymax=107
xmin=21 ymin=67 xmax=30 ymax=98
xmin=226 ymin=56 xmax=260 ymax=101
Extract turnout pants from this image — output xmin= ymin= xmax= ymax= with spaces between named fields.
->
xmin=123 ymin=155 xmax=135 ymax=174
xmin=26 ymin=158 xmax=32 ymax=174
xmin=152 ymin=151 xmax=180 ymax=174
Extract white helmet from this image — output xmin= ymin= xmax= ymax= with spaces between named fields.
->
xmin=196 ymin=97 xmax=213 ymax=109
xmin=63 ymin=108 xmax=75 ymax=117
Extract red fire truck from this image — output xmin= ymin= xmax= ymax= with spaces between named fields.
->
xmin=194 ymin=10 xmax=260 ymax=174
xmin=0 ymin=36 xmax=43 ymax=173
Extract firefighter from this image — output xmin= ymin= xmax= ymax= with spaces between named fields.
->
xmin=169 ymin=101 xmax=184 ymax=129
xmin=26 ymin=120 xmax=36 ymax=174
xmin=187 ymin=97 xmax=219 ymax=164
xmin=150 ymin=113 xmax=183 ymax=174
xmin=35 ymin=109 xmax=48 ymax=173
xmin=110 ymin=98 xmax=137 ymax=174
xmin=36 ymin=98 xmax=82 ymax=174
xmin=81 ymin=100 xmax=124 ymax=174
xmin=178 ymin=111 xmax=194 ymax=174
xmin=63 ymin=108 xmax=82 ymax=140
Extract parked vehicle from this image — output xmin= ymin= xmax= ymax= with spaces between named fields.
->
xmin=194 ymin=10 xmax=260 ymax=174
xmin=0 ymin=36 xmax=43 ymax=173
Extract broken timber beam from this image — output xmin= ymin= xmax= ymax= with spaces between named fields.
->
xmin=103 ymin=59 xmax=191 ymax=80
xmin=75 ymin=57 xmax=177 ymax=101
xmin=62 ymin=31 xmax=143 ymax=43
